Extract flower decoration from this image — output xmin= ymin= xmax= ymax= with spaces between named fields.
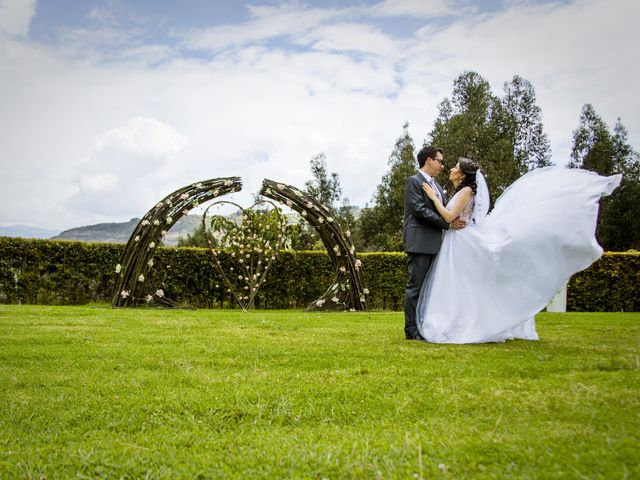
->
xmin=112 ymin=176 xmax=244 ymax=308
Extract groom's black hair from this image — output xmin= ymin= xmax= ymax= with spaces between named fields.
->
xmin=417 ymin=146 xmax=443 ymax=168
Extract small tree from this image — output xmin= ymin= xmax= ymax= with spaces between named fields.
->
xmin=359 ymin=122 xmax=416 ymax=251
xmin=500 ymin=75 xmax=552 ymax=172
xmin=304 ymin=153 xmax=342 ymax=210
xmin=568 ymin=104 xmax=615 ymax=174
xmin=293 ymin=153 xmax=358 ymax=250
xmin=204 ymin=202 xmax=289 ymax=310
xmin=569 ymin=105 xmax=640 ymax=250
xmin=428 ymin=71 xmax=552 ymax=201
xmin=177 ymin=224 xmax=208 ymax=248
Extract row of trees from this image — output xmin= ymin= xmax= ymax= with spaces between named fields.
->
xmin=179 ymin=70 xmax=638 ymax=252
xmin=298 ymin=71 xmax=639 ymax=252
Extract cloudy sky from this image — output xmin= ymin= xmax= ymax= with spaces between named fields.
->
xmin=1 ymin=0 xmax=638 ymax=232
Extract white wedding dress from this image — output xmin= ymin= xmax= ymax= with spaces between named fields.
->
xmin=416 ymin=167 xmax=622 ymax=344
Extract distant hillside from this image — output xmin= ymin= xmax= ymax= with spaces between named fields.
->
xmin=0 ymin=225 xmax=60 ymax=239
xmin=14 ymin=205 xmax=362 ymax=247
xmin=51 ymin=216 xmax=203 ymax=246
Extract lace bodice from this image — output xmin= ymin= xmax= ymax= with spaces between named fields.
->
xmin=446 ymin=190 xmax=475 ymax=222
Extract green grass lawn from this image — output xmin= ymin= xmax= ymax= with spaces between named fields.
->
xmin=0 ymin=306 xmax=638 ymax=479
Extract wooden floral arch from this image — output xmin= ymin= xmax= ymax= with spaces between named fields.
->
xmin=260 ymin=179 xmax=366 ymax=310
xmin=112 ymin=177 xmax=367 ymax=310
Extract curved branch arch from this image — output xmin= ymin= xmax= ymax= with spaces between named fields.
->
xmin=260 ymin=178 xmax=366 ymax=311
xmin=112 ymin=177 xmax=242 ymax=307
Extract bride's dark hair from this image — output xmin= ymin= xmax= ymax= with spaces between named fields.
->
xmin=456 ymin=157 xmax=479 ymax=194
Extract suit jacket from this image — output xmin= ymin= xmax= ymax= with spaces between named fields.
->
xmin=403 ymin=172 xmax=450 ymax=254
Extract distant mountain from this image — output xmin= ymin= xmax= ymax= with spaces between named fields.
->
xmin=9 ymin=205 xmax=362 ymax=246
xmin=50 ymin=215 xmax=202 ymax=246
xmin=0 ymin=225 xmax=60 ymax=239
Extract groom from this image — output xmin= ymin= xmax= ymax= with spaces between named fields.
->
xmin=403 ymin=146 xmax=463 ymax=340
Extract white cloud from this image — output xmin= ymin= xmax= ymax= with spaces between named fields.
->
xmin=80 ymin=173 xmax=119 ymax=193
xmin=0 ymin=0 xmax=36 ymax=36
xmin=94 ymin=116 xmax=187 ymax=159
xmin=296 ymin=22 xmax=404 ymax=57
xmin=68 ymin=117 xmax=188 ymax=217
xmin=181 ymin=2 xmax=348 ymax=51
xmin=57 ymin=26 xmax=134 ymax=50
xmin=368 ymin=0 xmax=473 ymax=18
xmin=87 ymin=6 xmax=119 ymax=27
xmin=0 ymin=0 xmax=638 ymax=232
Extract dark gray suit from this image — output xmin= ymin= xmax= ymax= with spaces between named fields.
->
xmin=403 ymin=172 xmax=449 ymax=339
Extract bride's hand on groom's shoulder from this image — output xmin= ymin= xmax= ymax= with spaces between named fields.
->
xmin=421 ymin=182 xmax=435 ymax=199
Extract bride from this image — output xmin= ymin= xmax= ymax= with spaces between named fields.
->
xmin=416 ymin=158 xmax=621 ymax=344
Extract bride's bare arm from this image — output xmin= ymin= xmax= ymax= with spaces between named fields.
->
xmin=422 ymin=183 xmax=473 ymax=223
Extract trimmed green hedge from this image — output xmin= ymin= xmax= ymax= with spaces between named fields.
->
xmin=0 ymin=237 xmax=638 ymax=311
xmin=567 ymin=251 xmax=640 ymax=312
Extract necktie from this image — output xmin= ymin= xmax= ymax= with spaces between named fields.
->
xmin=430 ymin=179 xmax=442 ymax=202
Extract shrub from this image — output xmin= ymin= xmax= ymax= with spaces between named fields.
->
xmin=567 ymin=250 xmax=640 ymax=312
xmin=0 ymin=237 xmax=637 ymax=311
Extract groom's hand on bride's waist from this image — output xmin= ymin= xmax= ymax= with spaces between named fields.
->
xmin=450 ymin=217 xmax=466 ymax=230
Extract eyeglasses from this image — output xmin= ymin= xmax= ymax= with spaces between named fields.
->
xmin=432 ymin=157 xmax=444 ymax=164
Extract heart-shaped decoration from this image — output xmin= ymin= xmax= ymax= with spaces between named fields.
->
xmin=202 ymin=200 xmax=288 ymax=311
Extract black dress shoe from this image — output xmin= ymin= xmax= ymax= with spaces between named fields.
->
xmin=406 ymin=333 xmax=426 ymax=341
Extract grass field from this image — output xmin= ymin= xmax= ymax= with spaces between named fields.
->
xmin=0 ymin=305 xmax=638 ymax=479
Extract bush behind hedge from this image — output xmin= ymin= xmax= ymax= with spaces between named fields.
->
xmin=0 ymin=237 xmax=638 ymax=311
